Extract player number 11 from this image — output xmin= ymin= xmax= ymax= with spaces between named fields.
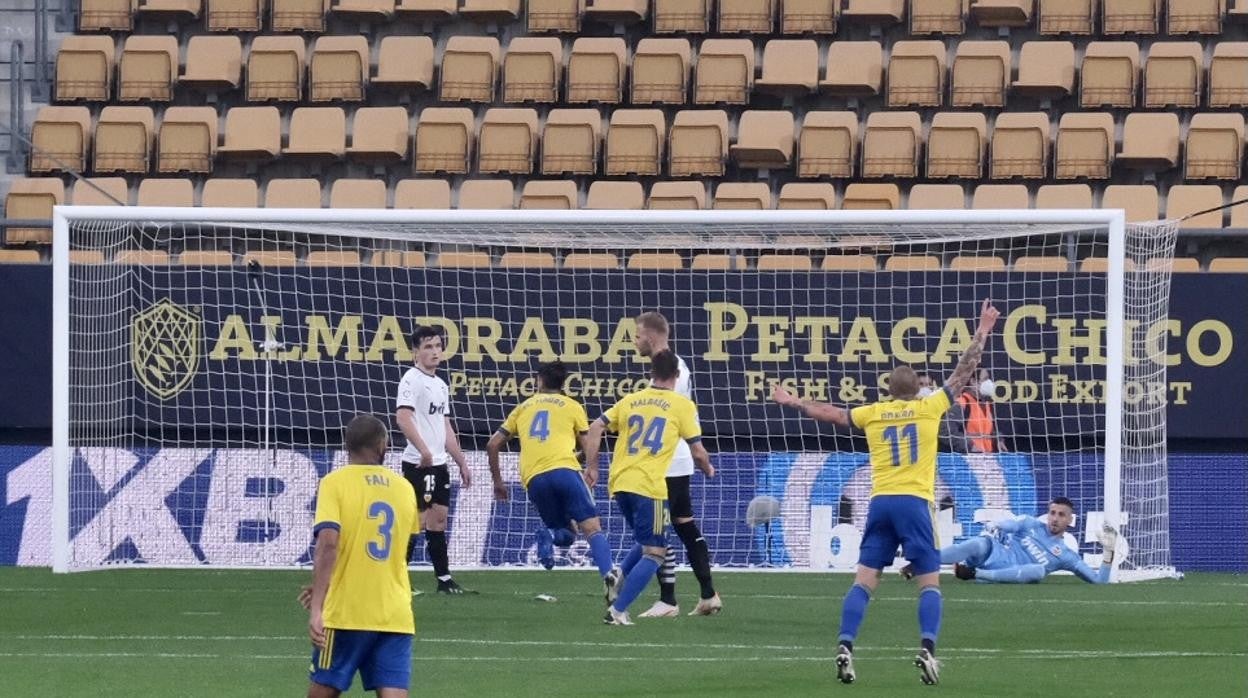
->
xmin=882 ymin=423 xmax=918 ymax=467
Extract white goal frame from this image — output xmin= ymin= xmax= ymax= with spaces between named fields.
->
xmin=50 ymin=206 xmax=1129 ymax=575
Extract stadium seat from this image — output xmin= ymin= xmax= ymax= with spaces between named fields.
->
xmin=693 ymin=39 xmax=754 ymax=104
xmin=1038 ymin=0 xmax=1094 ymax=34
xmin=306 ymin=251 xmax=362 ymax=266
xmin=584 ymin=0 xmax=647 ymax=25
xmin=692 ymin=254 xmax=733 ymax=270
xmin=3 ymin=178 xmax=64 ymax=244
xmin=632 ymin=39 xmax=690 ymax=105
xmin=395 ymin=0 xmax=455 ymax=21
xmin=265 ymin=179 xmax=322 ymax=208
xmin=819 ymin=41 xmax=884 ymax=97
xmin=157 ymin=106 xmax=217 ymax=174
xmin=477 ymin=108 xmax=539 ymax=175
xmin=926 ymin=112 xmax=987 ymax=179
xmin=437 ymin=251 xmax=492 ymax=267
xmin=202 ymin=178 xmax=260 ymax=207
xmin=842 ymin=183 xmax=900 ymax=209
xmin=1102 ymin=0 xmax=1159 ymax=34
xmin=179 ymin=249 xmax=234 ymax=265
xmin=970 ymin=0 xmax=1034 ymax=27
xmin=1185 ymin=114 xmax=1244 ymax=181
xmin=887 ymin=41 xmax=946 ymax=107
xmin=648 ymin=181 xmax=706 ymax=209
xmin=1012 ymin=41 xmax=1075 ymax=99
xmin=329 ymin=179 xmax=386 ymax=208
xmin=503 ymin=37 xmax=562 ymax=104
xmin=1036 ymin=184 xmax=1094 ymax=209
xmin=654 ymin=0 xmax=709 ymax=32
xmin=951 ymin=41 xmax=1010 ymax=108
xmin=29 ymin=106 xmax=92 ymax=173
xmin=243 ymin=250 xmax=298 ymax=267
xmin=283 ymin=107 xmax=347 ymax=160
xmin=756 ymin=40 xmax=819 ymax=96
xmin=797 ymin=111 xmax=857 ymax=179
xmin=1081 ymin=41 xmax=1140 ymax=108
xmin=605 ymin=109 xmax=665 ymax=176
xmin=627 ymin=253 xmax=684 ymax=270
xmin=862 ymin=111 xmax=922 ymax=178
xmin=93 ymin=106 xmax=154 ymax=173
xmin=564 ymin=252 xmax=620 ymax=268
xmin=821 ymin=254 xmax=877 ymax=271
xmin=777 ymin=183 xmax=836 ymax=209
xmin=567 ymin=38 xmax=627 ymax=104
xmin=373 ymin=37 xmax=433 ymax=93
xmin=527 ymin=0 xmax=581 ymax=32
xmin=1054 ymin=112 xmax=1115 ymax=180
xmin=413 ymin=107 xmax=475 ymax=174
xmin=1144 ymin=42 xmax=1204 ymax=108
xmin=372 ymin=249 xmax=427 ymax=266
xmin=586 ymin=181 xmax=645 ymax=209
xmin=1145 ymin=256 xmax=1200 ymax=273
xmin=1232 ymin=186 xmax=1248 ymax=227
xmin=271 ymin=0 xmax=329 ymax=32
xmin=331 ymin=0 xmax=394 ymax=21
xmin=459 ymin=0 xmax=519 ymax=21
xmin=218 ymin=106 xmax=281 ymax=161
xmin=669 ymin=109 xmax=729 ymax=176
xmin=247 ymin=36 xmax=306 ymax=102
xmin=1079 ymin=256 xmax=1138 ymax=273
xmin=394 ymin=179 xmax=452 ymax=208
xmin=71 ymin=177 xmax=129 ymax=206
xmin=1014 ymin=256 xmax=1069 ymax=272
xmin=718 ymin=0 xmax=774 ymax=32
xmin=1231 ymin=0 xmax=1248 ymax=22
xmin=440 ymin=37 xmax=500 ymax=103
xmin=1102 ymin=184 xmax=1159 ymax=222
xmin=884 ymin=255 xmax=940 ymax=271
xmin=181 ymin=36 xmax=242 ymax=94
xmin=990 ymin=112 xmax=1049 ymax=179
xmin=1167 ymin=185 xmax=1223 ymax=228
xmin=841 ymin=0 xmax=904 ymax=25
xmin=1118 ymin=113 xmax=1180 ymax=172
xmin=206 ymin=0 xmax=263 ymax=30
xmin=972 ymin=184 xmax=1030 ymax=209
xmin=55 ymin=36 xmax=115 ymax=102
xmin=1209 ymin=258 xmax=1248 ymax=273
xmin=79 ymin=0 xmax=134 ymax=31
xmin=713 ymin=182 xmax=772 ymax=209
xmin=911 ymin=0 xmax=967 ymax=34
xmin=731 ymin=111 xmax=795 ymax=170
xmin=136 ymin=0 xmax=200 ymax=21
xmin=114 ymin=250 xmax=171 ymax=265
xmin=500 ymin=251 xmax=557 ymax=267
xmin=136 ymin=178 xmax=194 ymax=206
xmin=519 ymin=180 xmax=579 ymax=209
xmin=118 ymin=36 xmax=178 ymax=102
xmin=1208 ymin=42 xmax=1248 ymax=108
xmin=541 ymin=109 xmax=601 ymax=175
xmin=458 ymin=179 xmax=515 ymax=209
xmin=780 ymin=0 xmax=837 ymax=32
xmin=309 ymin=36 xmax=369 ymax=102
xmin=908 ymin=184 xmax=966 ymax=209
xmin=756 ymin=254 xmax=813 ymax=270
xmin=346 ymin=107 xmax=410 ymax=164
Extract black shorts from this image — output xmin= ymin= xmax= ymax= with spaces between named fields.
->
xmin=666 ymin=475 xmax=694 ymax=520
xmin=402 ymin=462 xmax=451 ymax=512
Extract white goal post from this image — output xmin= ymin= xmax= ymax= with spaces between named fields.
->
xmin=50 ymin=206 xmax=1181 ymax=582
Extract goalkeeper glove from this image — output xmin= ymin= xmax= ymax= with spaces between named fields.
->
xmin=1098 ymin=523 xmax=1119 ymax=565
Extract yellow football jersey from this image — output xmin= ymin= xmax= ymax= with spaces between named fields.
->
xmin=850 ymin=388 xmax=953 ymax=501
xmin=313 ymin=464 xmax=420 ymax=634
xmin=601 ymin=386 xmax=703 ymax=499
xmin=501 ymin=392 xmax=589 ymax=487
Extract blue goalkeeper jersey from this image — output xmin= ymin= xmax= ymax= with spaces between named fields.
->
xmin=983 ymin=516 xmax=1111 ymax=584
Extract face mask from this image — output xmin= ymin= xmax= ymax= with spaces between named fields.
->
xmin=979 ymin=379 xmax=995 ymax=398
xmin=916 ymin=387 xmax=935 ymax=399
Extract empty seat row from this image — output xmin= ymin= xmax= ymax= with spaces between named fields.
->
xmin=79 ymin=0 xmax=523 ymax=32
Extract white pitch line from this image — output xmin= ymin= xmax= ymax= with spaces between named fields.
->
xmin=0 ymin=651 xmax=1242 ymax=662
xmin=179 ymin=611 xmax=222 ymax=616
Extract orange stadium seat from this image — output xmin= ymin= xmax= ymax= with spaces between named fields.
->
xmin=118 ymin=36 xmax=178 ymax=102
xmin=567 ymin=38 xmax=627 ymax=104
xmin=797 ymin=111 xmax=857 ymax=179
xmin=718 ymin=0 xmax=774 ymax=33
xmin=1039 ymin=0 xmax=1094 ymax=34
xmin=247 ymin=36 xmax=306 ymax=102
xmin=265 ymin=179 xmax=322 ymax=208
xmin=694 ymin=39 xmax=754 ymax=104
xmin=519 ymin=180 xmax=579 ymax=209
xmin=951 ymin=40 xmax=1010 ymax=107
xmin=503 ymin=37 xmax=563 ymax=104
xmin=669 ymin=109 xmax=730 ymax=177
xmin=440 ymin=37 xmax=500 ymax=103
xmin=756 ymin=40 xmax=819 ymax=96
xmin=395 ymin=0 xmax=455 ymax=22
xmin=1185 ymin=114 xmax=1245 ymax=181
xmin=862 ymin=111 xmax=922 ymax=178
xmin=1209 ymin=258 xmax=1248 ymax=273
xmin=1118 ymin=113 xmax=1180 ymax=172
xmin=244 ymin=250 xmax=299 ymax=266
xmin=309 ymin=36 xmax=369 ymax=102
xmin=628 ymin=253 xmax=684 ymax=270
xmin=80 ymin=0 xmax=134 ymax=31
xmin=926 ymin=112 xmax=987 ymax=179
xmin=136 ymin=178 xmax=194 ymax=206
xmin=655 ymin=0 xmax=710 ymax=33
xmin=1055 ymin=112 xmax=1115 ymax=180
xmin=990 ymin=112 xmax=1049 ymax=179
xmin=55 ymin=36 xmax=115 ymax=102
xmin=3 ymin=178 xmax=64 ymax=244
xmin=202 ymin=178 xmax=260 ymax=207
xmin=887 ymin=40 xmax=946 ymax=107
xmin=206 ymin=0 xmax=263 ymax=30
xmin=181 ymin=36 xmax=242 ymax=94
xmin=331 ymin=0 xmax=394 ymax=21
xmin=781 ymin=0 xmax=838 ymax=32
xmin=605 ymin=109 xmax=665 ymax=176
xmin=950 ymin=256 xmax=1006 ymax=272
xmin=500 ymin=251 xmax=557 ymax=267
xmin=329 ymin=179 xmax=387 ymax=208
xmin=842 ymin=182 xmax=900 ymax=209
xmin=1081 ymin=41 xmax=1140 ymax=108
xmin=373 ymin=36 xmax=434 ymax=92
xmin=458 ymin=179 xmax=515 ymax=209
xmin=713 ymin=182 xmax=772 ymax=209
xmin=884 ymin=255 xmax=940 ymax=271
xmin=585 ymin=181 xmax=645 ymax=209
xmin=970 ymin=0 xmax=1034 ymax=27
xmin=1102 ymin=184 xmax=1160 ymax=222
xmin=757 ymin=253 xmax=813 ymax=271
xmin=584 ymin=0 xmax=647 ymax=25
xmin=283 ymin=106 xmax=346 ymax=161
xmin=271 ymin=0 xmax=328 ymax=32
xmin=731 ymin=110 xmax=795 ymax=170
xmin=777 ymin=183 xmax=836 ymax=209
xmin=648 ymin=181 xmax=706 ymax=209
xmin=30 ymin=106 xmax=91 ymax=173
xmin=477 ymin=108 xmax=539 ymax=175
xmin=1144 ymin=42 xmax=1204 ymax=108
xmin=821 ymin=254 xmax=877 ymax=271
xmin=93 ymin=106 xmax=154 ymax=173
xmin=1014 ymin=256 xmax=1070 ymax=272
xmin=346 ymin=107 xmax=410 ymax=164
xmin=564 ymin=252 xmax=620 ymax=268
xmin=820 ymin=41 xmax=884 ymax=97
xmin=114 ymin=250 xmax=170 ymax=265
xmin=157 ymin=106 xmax=217 ymax=173
xmin=541 ymin=109 xmax=601 ymax=175
xmin=1167 ymin=185 xmax=1224 ymax=228
xmin=306 ymin=251 xmax=362 ymax=266
xmin=631 ymin=38 xmax=690 ymax=105
xmin=911 ymin=0 xmax=967 ymax=34
xmin=136 ymin=0 xmax=201 ymax=22
xmin=842 ymin=0 xmax=904 ymax=25
xmin=218 ymin=106 xmax=281 ymax=161
xmin=71 ymin=177 xmax=129 ymax=206
xmin=1208 ymin=42 xmax=1248 ymax=108
xmin=1102 ymin=0 xmax=1159 ymax=35
xmin=973 ymin=183 xmax=1030 ymax=209
xmin=1036 ymin=184 xmax=1094 ymax=209
xmin=413 ymin=107 xmax=475 ymax=174
xmin=394 ymin=179 xmax=452 ymax=209
xmin=1012 ymin=41 xmax=1075 ymax=99
xmin=459 ymin=0 xmax=519 ymax=22
xmin=908 ymin=184 xmax=966 ymax=209
xmin=527 ymin=0 xmax=582 ymax=32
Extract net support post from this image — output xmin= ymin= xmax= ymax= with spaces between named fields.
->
xmin=51 ymin=207 xmax=71 ymax=573
xmin=1102 ymin=210 xmax=1127 ymax=533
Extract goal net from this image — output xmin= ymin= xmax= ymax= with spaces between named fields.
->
xmin=51 ymin=208 xmax=1181 ymax=582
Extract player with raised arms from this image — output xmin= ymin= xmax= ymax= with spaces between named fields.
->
xmin=485 ymin=360 xmax=619 ymax=595
xmin=305 ymin=414 xmax=420 ymax=697
xmin=585 ymin=349 xmax=714 ymax=625
xmin=773 ymin=299 xmax=1001 ymax=685
xmin=396 ymin=325 xmax=473 ymax=594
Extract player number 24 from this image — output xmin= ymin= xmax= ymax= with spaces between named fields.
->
xmin=626 ymin=415 xmax=667 ymax=455
xmin=882 ymin=423 xmax=919 ymax=467
xmin=366 ymin=501 xmax=395 ymax=561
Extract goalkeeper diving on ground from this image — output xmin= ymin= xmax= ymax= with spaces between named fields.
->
xmin=903 ymin=497 xmax=1119 ymax=584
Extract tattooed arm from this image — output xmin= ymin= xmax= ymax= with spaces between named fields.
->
xmin=944 ymin=299 xmax=1002 ymax=397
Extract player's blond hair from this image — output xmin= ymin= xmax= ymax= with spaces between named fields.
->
xmin=635 ymin=311 xmax=669 ymax=336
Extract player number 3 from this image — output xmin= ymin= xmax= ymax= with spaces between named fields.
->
xmin=366 ymin=500 xmax=395 ymax=561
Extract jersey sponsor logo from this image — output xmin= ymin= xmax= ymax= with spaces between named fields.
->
xmin=131 ymin=299 xmax=202 ymax=400
xmin=427 ymin=402 xmax=446 ymax=416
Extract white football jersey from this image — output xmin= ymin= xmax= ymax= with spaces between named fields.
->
xmin=396 ymin=367 xmax=451 ymax=465
xmin=656 ymin=354 xmax=695 ymax=477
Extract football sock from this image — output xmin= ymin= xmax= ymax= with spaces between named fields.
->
xmin=675 ymin=520 xmax=715 ymax=599
xmin=621 ymin=543 xmax=642 ymax=576
xmin=586 ymin=531 xmax=613 ymax=577
xmin=426 ymin=530 xmax=450 ymax=580
xmin=657 ymin=547 xmax=677 ymax=605
xmin=613 ymin=555 xmax=661 ymax=613
xmin=918 ymin=586 xmax=942 ymax=652
xmin=837 ymin=583 xmax=872 ymax=646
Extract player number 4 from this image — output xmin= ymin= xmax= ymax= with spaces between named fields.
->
xmin=626 ymin=415 xmax=667 ymax=455
xmin=882 ymin=423 xmax=919 ymax=467
xmin=529 ymin=409 xmax=551 ymax=442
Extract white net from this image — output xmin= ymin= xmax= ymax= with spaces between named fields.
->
xmin=52 ymin=209 xmax=1179 ymax=581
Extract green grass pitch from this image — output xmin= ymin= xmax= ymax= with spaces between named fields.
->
xmin=0 ymin=567 xmax=1244 ymax=696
